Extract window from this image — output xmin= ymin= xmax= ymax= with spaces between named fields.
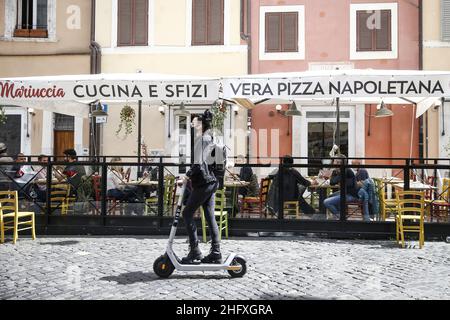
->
xmin=265 ymin=12 xmax=298 ymax=53
xmin=14 ymin=0 xmax=48 ymax=38
xmin=117 ymin=0 xmax=148 ymax=46
xmin=356 ymin=10 xmax=391 ymax=51
xmin=442 ymin=0 xmax=450 ymax=41
xmin=259 ymin=5 xmax=305 ymax=60
xmin=350 ymin=3 xmax=398 ymax=60
xmin=192 ymin=0 xmax=224 ymax=45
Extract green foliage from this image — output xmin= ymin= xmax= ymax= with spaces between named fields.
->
xmin=116 ymin=105 xmax=136 ymax=139
xmin=211 ymin=101 xmax=227 ymax=133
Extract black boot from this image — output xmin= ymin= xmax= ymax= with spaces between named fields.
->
xmin=181 ymin=241 xmax=203 ymax=264
xmin=201 ymin=243 xmax=222 ymax=264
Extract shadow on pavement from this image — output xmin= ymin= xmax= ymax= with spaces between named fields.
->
xmin=101 ymin=272 xmax=232 ymax=284
xmin=39 ymin=240 xmax=80 ymax=246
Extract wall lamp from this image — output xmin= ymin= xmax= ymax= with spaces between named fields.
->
xmin=158 ymin=105 xmax=165 ymax=115
xmin=233 ymin=105 xmax=239 ymax=115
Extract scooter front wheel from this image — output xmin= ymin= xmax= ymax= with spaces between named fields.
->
xmin=227 ymin=256 xmax=247 ymax=278
xmin=153 ymin=255 xmax=175 ymax=278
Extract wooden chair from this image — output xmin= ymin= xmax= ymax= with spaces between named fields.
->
xmin=283 ymin=201 xmax=300 ymax=219
xmin=201 ymin=188 xmax=228 ymax=242
xmin=345 ymin=200 xmax=364 ymax=220
xmin=50 ymin=183 xmax=71 ymax=215
xmin=0 ymin=191 xmax=36 ymax=244
xmin=395 ymin=191 xmax=425 ymax=249
xmin=239 ymin=178 xmax=271 ymax=218
xmin=145 ymin=175 xmax=177 ymax=216
xmin=374 ymin=178 xmax=398 ymax=221
xmin=430 ymin=178 xmax=450 ymax=222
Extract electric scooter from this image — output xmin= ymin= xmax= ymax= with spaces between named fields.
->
xmin=153 ymin=180 xmax=247 ymax=278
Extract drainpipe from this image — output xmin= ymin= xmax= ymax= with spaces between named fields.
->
xmin=89 ymin=0 xmax=102 ymax=158
xmin=240 ymin=0 xmax=251 ymax=162
xmin=419 ymin=0 xmax=423 ymax=71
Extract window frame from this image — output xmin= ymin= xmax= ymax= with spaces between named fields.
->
xmin=259 ymin=5 xmax=305 ymax=61
xmin=356 ymin=9 xmax=392 ymax=52
xmin=117 ymin=0 xmax=149 ymax=47
xmin=2 ymin=0 xmax=56 ymax=41
xmin=350 ymin=2 xmax=398 ymax=60
xmin=191 ymin=0 xmax=224 ymax=46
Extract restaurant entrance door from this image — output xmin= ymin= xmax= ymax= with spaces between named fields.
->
xmin=298 ymin=106 xmax=355 ymax=176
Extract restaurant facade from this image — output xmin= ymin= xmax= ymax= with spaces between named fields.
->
xmin=246 ymin=0 xmax=422 ymax=176
xmin=0 ymin=0 xmax=92 ymax=157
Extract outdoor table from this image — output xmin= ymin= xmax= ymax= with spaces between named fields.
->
xmin=308 ymin=178 xmax=340 ymax=215
xmin=32 ymin=178 xmax=63 ymax=185
xmin=224 ymin=180 xmax=250 ymax=217
xmin=393 ymin=182 xmax=437 ymax=191
xmin=120 ymin=180 xmax=158 ymax=187
xmin=119 ymin=180 xmax=159 ymax=202
xmin=377 ymin=177 xmax=404 ymax=199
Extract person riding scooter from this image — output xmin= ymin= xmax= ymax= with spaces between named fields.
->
xmin=181 ymin=109 xmax=222 ymax=264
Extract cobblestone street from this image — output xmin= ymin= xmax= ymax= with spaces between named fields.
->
xmin=0 ymin=236 xmax=449 ymax=300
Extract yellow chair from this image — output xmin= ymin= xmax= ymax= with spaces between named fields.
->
xmin=0 ymin=191 xmax=36 ymax=244
xmin=50 ymin=183 xmax=71 ymax=215
xmin=283 ymin=201 xmax=300 ymax=219
xmin=145 ymin=175 xmax=177 ymax=215
xmin=201 ymin=188 xmax=228 ymax=242
xmin=395 ymin=191 xmax=425 ymax=249
xmin=374 ymin=179 xmax=398 ymax=221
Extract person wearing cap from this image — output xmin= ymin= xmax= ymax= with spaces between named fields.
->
xmin=60 ymin=149 xmax=86 ymax=198
xmin=180 ymin=109 xmax=222 ymax=264
xmin=0 ymin=143 xmax=14 ymax=190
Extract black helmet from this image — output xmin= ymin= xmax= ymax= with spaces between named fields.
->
xmin=199 ymin=109 xmax=213 ymax=123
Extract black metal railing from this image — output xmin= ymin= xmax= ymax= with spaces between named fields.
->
xmin=0 ymin=155 xmax=449 ymax=227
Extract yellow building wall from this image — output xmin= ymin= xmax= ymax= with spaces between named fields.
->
xmin=154 ymin=0 xmax=187 ymax=46
xmin=422 ymin=0 xmax=450 ymax=159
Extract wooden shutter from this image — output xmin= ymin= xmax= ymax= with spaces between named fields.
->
xmin=442 ymin=0 xmax=450 ymax=41
xmin=265 ymin=13 xmax=281 ymax=52
xmin=134 ymin=0 xmax=148 ymax=45
xmin=118 ymin=0 xmax=133 ymax=46
xmin=192 ymin=0 xmax=207 ymax=45
xmin=375 ymin=10 xmax=391 ymax=50
xmin=281 ymin=12 xmax=298 ymax=52
xmin=356 ymin=11 xmax=374 ymax=51
xmin=118 ymin=0 xmax=148 ymax=46
xmin=192 ymin=0 xmax=223 ymax=45
xmin=208 ymin=0 xmax=224 ymax=45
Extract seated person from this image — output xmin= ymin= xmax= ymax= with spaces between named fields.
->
xmin=32 ymin=155 xmax=50 ymax=202
xmin=324 ymin=154 xmax=368 ymax=220
xmin=107 ymin=158 xmax=138 ymax=203
xmin=59 ymin=149 xmax=86 ymax=198
xmin=352 ymin=160 xmax=378 ymax=220
xmin=267 ymin=155 xmax=315 ymax=215
xmin=12 ymin=153 xmax=36 ymax=194
xmin=235 ymin=155 xmax=259 ymax=197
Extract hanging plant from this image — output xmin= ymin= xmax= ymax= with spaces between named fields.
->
xmin=0 ymin=106 xmax=6 ymax=125
xmin=211 ymin=100 xmax=227 ymax=134
xmin=116 ymin=104 xmax=136 ymax=139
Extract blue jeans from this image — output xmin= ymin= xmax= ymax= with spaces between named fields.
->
xmin=323 ymin=193 xmax=359 ymax=218
xmin=357 ymin=188 xmax=371 ymax=221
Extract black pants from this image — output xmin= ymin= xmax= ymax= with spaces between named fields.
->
xmin=182 ymin=181 xmax=219 ymax=245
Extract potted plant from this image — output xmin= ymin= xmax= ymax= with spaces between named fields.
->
xmin=116 ymin=104 xmax=136 ymax=139
xmin=211 ymin=100 xmax=227 ymax=136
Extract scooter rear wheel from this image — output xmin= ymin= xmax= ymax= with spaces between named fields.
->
xmin=227 ymin=257 xmax=247 ymax=278
xmin=153 ymin=255 xmax=175 ymax=278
